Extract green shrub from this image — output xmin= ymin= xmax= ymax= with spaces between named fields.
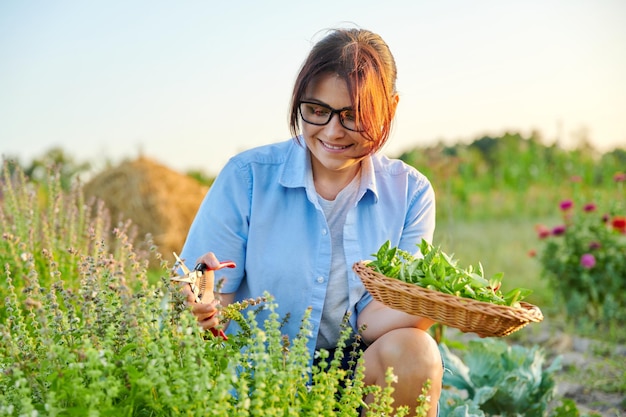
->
xmin=0 ymin=160 xmax=147 ymax=321
xmin=0 ymin=160 xmax=427 ymax=416
xmin=533 ymin=172 xmax=626 ymax=327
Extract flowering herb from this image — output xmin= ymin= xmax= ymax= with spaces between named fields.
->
xmin=534 ymin=173 xmax=626 ymax=324
xmin=368 ymin=240 xmax=531 ymax=308
xmin=0 ymin=161 xmax=423 ymax=417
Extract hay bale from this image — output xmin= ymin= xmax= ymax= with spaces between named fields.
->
xmin=83 ymin=157 xmax=208 ymax=265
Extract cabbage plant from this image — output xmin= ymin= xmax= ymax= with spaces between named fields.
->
xmin=440 ymin=339 xmax=561 ymax=417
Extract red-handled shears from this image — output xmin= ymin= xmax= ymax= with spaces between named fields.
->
xmin=171 ymin=252 xmax=236 ymax=340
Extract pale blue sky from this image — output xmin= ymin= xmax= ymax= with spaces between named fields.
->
xmin=1 ymin=0 xmax=625 ymax=174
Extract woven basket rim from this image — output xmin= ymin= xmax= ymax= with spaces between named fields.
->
xmin=353 ymin=261 xmax=543 ymax=336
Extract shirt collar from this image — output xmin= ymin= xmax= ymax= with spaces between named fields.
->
xmin=279 ymin=139 xmax=309 ymax=189
xmin=279 ymin=138 xmax=379 ymax=202
xmin=359 ymin=155 xmax=379 ymax=203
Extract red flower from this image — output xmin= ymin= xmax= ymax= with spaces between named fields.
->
xmin=614 ymin=172 xmax=626 ymax=182
xmin=559 ymin=200 xmax=574 ymax=211
xmin=528 ymin=249 xmax=537 ymax=257
xmin=612 ymin=216 xmax=626 ymax=234
xmin=552 ymin=225 xmax=566 ymax=236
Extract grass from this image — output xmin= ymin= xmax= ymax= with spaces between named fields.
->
xmin=435 ymin=216 xmax=555 ymax=307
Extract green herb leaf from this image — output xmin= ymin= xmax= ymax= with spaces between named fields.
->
xmin=369 ymin=239 xmax=532 ymax=306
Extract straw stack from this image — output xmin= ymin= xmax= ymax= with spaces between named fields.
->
xmin=83 ymin=157 xmax=208 ymax=265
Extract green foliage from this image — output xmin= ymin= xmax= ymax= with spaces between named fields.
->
xmin=0 ymin=161 xmax=147 ymax=322
xmin=440 ymin=339 xmax=561 ymax=417
xmin=369 ymin=240 xmax=531 ymax=307
xmin=434 ymin=217 xmax=550 ymax=308
xmin=4 ymin=147 xmax=92 ymax=190
xmin=551 ymin=398 xmax=602 ymax=417
xmin=5 ymin=135 xmax=624 ymax=414
xmin=534 ymin=174 xmax=626 ymax=326
xmin=399 ymin=132 xmax=625 ymax=221
xmin=0 ymin=160 xmax=426 ymax=416
xmin=185 ymin=168 xmax=215 ymax=187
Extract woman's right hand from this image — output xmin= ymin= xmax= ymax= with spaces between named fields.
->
xmin=183 ymin=251 xmax=233 ymax=332
xmin=186 ymin=291 xmax=222 ymax=331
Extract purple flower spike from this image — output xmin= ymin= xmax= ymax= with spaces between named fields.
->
xmin=580 ymin=253 xmax=596 ymax=269
xmin=560 ymin=200 xmax=574 ymax=211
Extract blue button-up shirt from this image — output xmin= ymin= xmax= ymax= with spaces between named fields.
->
xmin=180 ymin=139 xmax=435 ymax=356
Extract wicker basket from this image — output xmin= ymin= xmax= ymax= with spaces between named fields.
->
xmin=353 ymin=261 xmax=543 ymax=337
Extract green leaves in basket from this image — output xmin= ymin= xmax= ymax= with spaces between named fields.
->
xmin=368 ymin=240 xmax=532 ymax=308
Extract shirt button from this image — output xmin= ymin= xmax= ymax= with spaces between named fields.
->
xmin=316 ymin=276 xmax=324 ymax=283
xmin=321 ymin=229 xmax=328 ymax=235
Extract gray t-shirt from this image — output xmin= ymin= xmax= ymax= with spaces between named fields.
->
xmin=315 ymin=172 xmax=361 ymax=350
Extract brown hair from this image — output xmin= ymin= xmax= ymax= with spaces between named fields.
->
xmin=289 ymin=28 xmax=398 ymax=153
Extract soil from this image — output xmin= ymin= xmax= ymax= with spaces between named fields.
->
xmin=445 ymin=319 xmax=626 ymax=417
xmin=522 ymin=323 xmax=626 ymax=417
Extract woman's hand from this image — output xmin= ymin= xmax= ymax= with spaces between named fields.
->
xmin=182 ymin=252 xmax=236 ymax=333
xmin=184 ymin=286 xmax=222 ymax=331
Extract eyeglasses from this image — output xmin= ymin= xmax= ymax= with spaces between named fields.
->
xmin=299 ymin=101 xmax=363 ymax=132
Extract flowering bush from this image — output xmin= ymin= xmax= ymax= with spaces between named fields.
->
xmin=0 ymin=160 xmax=429 ymax=417
xmin=533 ymin=172 xmax=626 ymax=325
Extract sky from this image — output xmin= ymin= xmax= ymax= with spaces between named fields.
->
xmin=1 ymin=0 xmax=625 ymax=175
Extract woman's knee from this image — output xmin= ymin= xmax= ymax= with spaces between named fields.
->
xmin=365 ymin=328 xmax=443 ymax=380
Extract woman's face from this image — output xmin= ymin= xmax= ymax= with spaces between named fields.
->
xmin=301 ymin=73 xmax=374 ymax=179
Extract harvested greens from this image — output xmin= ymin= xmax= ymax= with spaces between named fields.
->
xmin=367 ymin=240 xmax=532 ymax=308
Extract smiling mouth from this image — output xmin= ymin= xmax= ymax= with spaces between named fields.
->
xmin=320 ymin=140 xmax=352 ymax=150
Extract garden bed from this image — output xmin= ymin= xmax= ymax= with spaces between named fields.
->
xmin=445 ymin=318 xmax=626 ymax=417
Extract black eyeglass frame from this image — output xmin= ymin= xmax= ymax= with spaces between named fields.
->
xmin=298 ymin=101 xmax=364 ymax=132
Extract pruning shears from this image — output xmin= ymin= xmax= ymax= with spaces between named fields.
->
xmin=171 ymin=252 xmax=236 ymax=340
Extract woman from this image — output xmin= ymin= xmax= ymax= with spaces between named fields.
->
xmin=180 ymin=28 xmax=442 ymax=416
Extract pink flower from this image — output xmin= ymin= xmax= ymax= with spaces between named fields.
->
xmin=570 ymin=175 xmax=582 ymax=183
xmin=614 ymin=172 xmax=626 ymax=182
xmin=535 ymin=224 xmax=551 ymax=239
xmin=528 ymin=249 xmax=537 ymax=257
xmin=552 ymin=225 xmax=566 ymax=236
xmin=580 ymin=253 xmax=596 ymax=269
xmin=559 ymin=200 xmax=574 ymax=211
xmin=583 ymin=203 xmax=596 ymax=212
